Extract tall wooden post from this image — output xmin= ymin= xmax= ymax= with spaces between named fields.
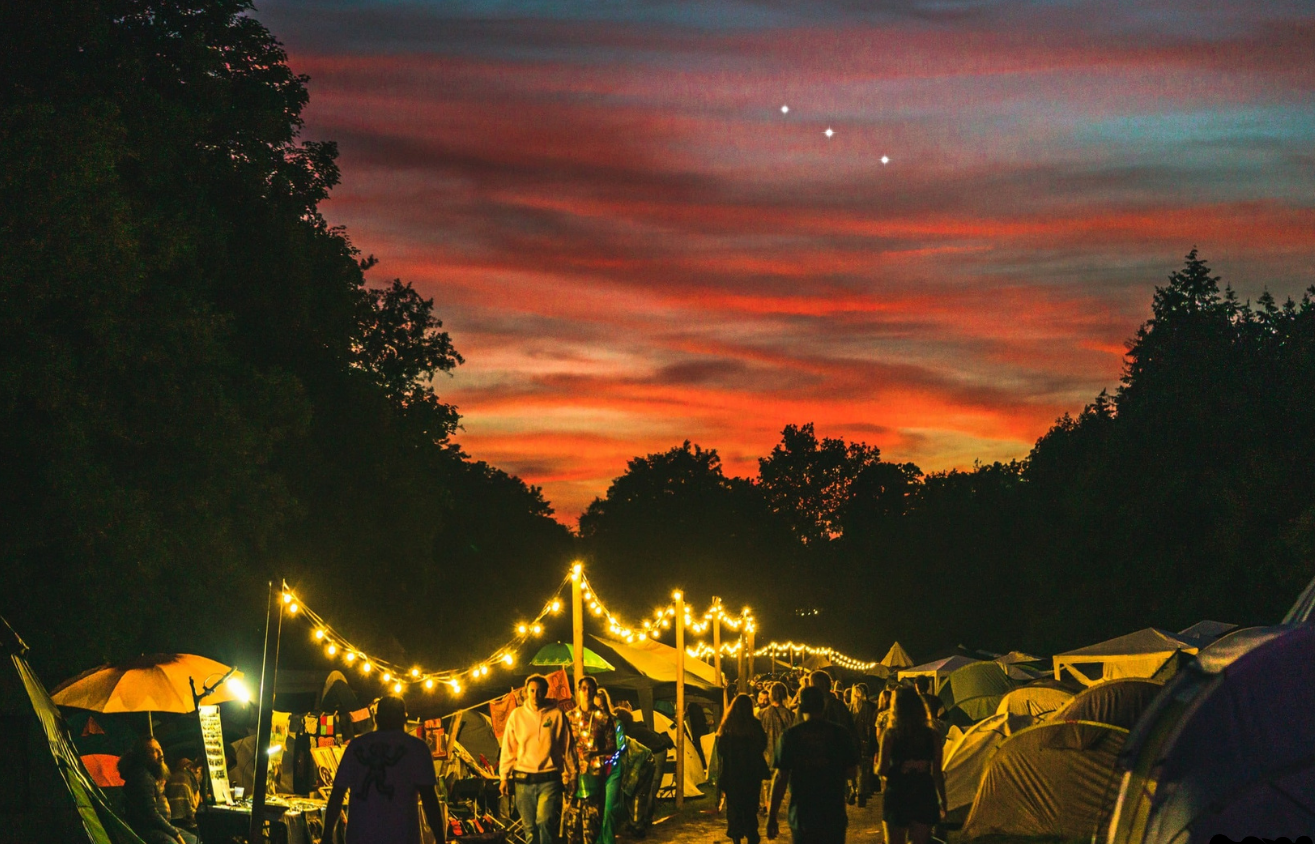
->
xmin=674 ymin=591 xmax=685 ymax=810
xmin=736 ymin=635 xmax=746 ymax=696
xmin=712 ymin=598 xmax=724 ymax=711
xmin=747 ymin=627 xmax=755 ymax=684
xmin=572 ymin=565 xmax=585 ymax=689
xmin=250 ymin=581 xmax=282 ymax=844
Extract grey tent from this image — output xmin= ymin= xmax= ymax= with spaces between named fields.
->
xmin=1176 ymin=620 xmax=1236 ymax=648
xmin=0 ymin=617 xmax=145 ymax=844
xmin=1052 ymin=678 xmax=1162 ymax=730
xmin=961 ymin=720 xmax=1128 ymax=841
xmin=938 ymin=661 xmax=1015 ymax=727
xmin=1106 ymin=623 xmax=1315 ymax=844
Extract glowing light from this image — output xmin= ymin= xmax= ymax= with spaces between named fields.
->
xmin=393 ymin=682 xmax=403 ymax=694
xmin=282 ymin=592 xmax=292 ymax=604
xmin=344 ymin=652 xmax=357 ymax=664
xmin=502 ymin=653 xmax=514 ymax=666
xmin=425 ymin=678 xmax=434 ymax=690
xmin=326 ymin=644 xmax=337 ymax=657
xmin=382 ymin=672 xmax=391 ymax=682
xmin=287 ymin=603 xmax=299 ymax=614
xmin=881 ymin=155 xmax=890 ymax=165
xmin=314 ymin=629 xmax=325 ymax=640
xmin=781 ymin=105 xmax=789 ymax=114
xmin=571 ymin=562 xmax=583 ymax=580
xmin=410 ymin=668 xmax=420 ymax=678
xmin=550 ymin=599 xmax=562 ymax=613
xmin=362 ymin=662 xmax=371 ymax=673
xmin=672 ymin=590 xmax=683 ymax=601
xmin=824 ymin=128 xmax=834 ymax=138
xmin=449 ymin=680 xmax=462 ymax=694
xmin=225 ymin=677 xmax=252 ymax=704
xmin=517 ymin=624 xmax=529 ymax=635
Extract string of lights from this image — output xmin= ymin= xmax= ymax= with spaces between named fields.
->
xmin=753 ymin=641 xmax=882 ymax=672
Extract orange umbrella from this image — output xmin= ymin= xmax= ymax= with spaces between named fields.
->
xmin=51 ymin=653 xmax=249 ymax=734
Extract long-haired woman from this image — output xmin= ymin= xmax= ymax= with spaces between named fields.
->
xmin=716 ymin=693 xmax=769 ymax=844
xmin=877 ymin=686 xmax=945 ymax=844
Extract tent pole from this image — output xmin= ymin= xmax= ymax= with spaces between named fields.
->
xmin=675 ymin=591 xmax=685 ymax=811
xmin=572 ymin=568 xmax=585 ymax=690
xmin=712 ymin=598 xmax=723 ymax=712
xmin=250 ymin=580 xmax=281 ymax=844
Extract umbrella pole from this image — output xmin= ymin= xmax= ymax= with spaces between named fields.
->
xmin=148 ymin=710 xmax=153 ymax=738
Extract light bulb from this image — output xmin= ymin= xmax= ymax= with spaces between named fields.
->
xmin=393 ymin=682 xmax=403 ymax=694
xmin=362 ymin=662 xmax=371 ymax=673
xmin=382 ymin=672 xmax=391 ymax=682
xmin=326 ymin=644 xmax=337 ymax=657
xmin=531 ymin=623 xmax=543 ymax=635
xmin=282 ymin=592 xmax=292 ymax=604
xmin=314 ymin=629 xmax=325 ymax=640
xmin=410 ymin=668 xmax=420 ymax=678
xmin=425 ymin=678 xmax=434 ymax=690
xmin=225 ymin=677 xmax=252 ymax=704
xmin=344 ymin=652 xmax=356 ymax=664
xmin=502 ymin=653 xmax=514 ymax=666
xmin=517 ymin=624 xmax=528 ymax=635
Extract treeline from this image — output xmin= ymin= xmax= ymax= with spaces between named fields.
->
xmin=1 ymin=0 xmax=572 ymax=681
xmin=579 ymin=252 xmax=1315 ymax=658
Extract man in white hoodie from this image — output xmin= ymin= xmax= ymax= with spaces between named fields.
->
xmin=500 ymin=674 xmax=573 ymax=844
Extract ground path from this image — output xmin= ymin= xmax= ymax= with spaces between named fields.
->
xmin=646 ymin=794 xmax=887 ymax=844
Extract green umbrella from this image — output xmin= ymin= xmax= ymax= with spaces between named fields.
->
xmin=530 ymin=642 xmax=614 ymax=674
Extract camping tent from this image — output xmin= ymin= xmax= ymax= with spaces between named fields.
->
xmin=881 ymin=642 xmax=914 ymax=670
xmin=1052 ymin=628 xmax=1198 ymax=686
xmin=0 ymin=617 xmax=146 ymax=844
xmin=898 ymin=656 xmax=980 ymax=694
xmin=1176 ymin=620 xmax=1236 ymax=648
xmin=942 ymin=712 xmax=1033 ymax=824
xmin=961 ymin=720 xmax=1128 ymax=841
xmin=995 ymin=679 xmax=1077 ymax=719
xmin=1106 ymin=624 xmax=1315 ymax=844
xmin=1052 ymin=678 xmax=1162 ymax=730
xmin=938 ymin=661 xmax=1014 ymax=726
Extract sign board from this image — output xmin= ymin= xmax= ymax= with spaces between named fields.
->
xmin=198 ymin=704 xmax=233 ymax=805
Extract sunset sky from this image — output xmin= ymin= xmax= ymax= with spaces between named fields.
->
xmin=256 ymin=0 xmax=1315 ymax=522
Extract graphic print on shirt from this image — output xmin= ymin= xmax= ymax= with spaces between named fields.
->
xmin=354 ymin=741 xmax=408 ymax=801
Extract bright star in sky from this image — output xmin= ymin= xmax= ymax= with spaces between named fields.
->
xmin=881 ymin=155 xmax=890 ymax=164
xmin=781 ymin=105 xmax=789 ymax=114
xmin=824 ymin=127 xmax=834 ymax=138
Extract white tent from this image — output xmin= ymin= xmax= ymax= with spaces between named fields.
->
xmin=897 ymin=655 xmax=980 ymax=693
xmin=943 ymin=712 xmax=1034 ymax=824
xmin=652 ymin=711 xmax=705 ymax=797
xmin=1052 ymin=629 xmax=1198 ymax=686
xmin=881 ymin=642 xmax=915 ymax=669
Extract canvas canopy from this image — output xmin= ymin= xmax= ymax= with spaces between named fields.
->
xmin=962 ymin=720 xmax=1128 ymax=841
xmin=1107 ymin=624 xmax=1315 ymax=844
xmin=942 ymin=712 xmax=1033 ymax=824
xmin=1053 ymin=678 xmax=1161 ymax=730
xmin=591 ymin=636 xmax=717 ymax=689
xmin=898 ymin=655 xmax=980 ymax=693
xmin=0 ymin=618 xmax=145 ymax=844
xmin=881 ymin=642 xmax=914 ymax=669
xmin=1176 ymin=620 xmax=1236 ymax=647
xmin=1053 ymin=628 xmax=1198 ymax=686
xmin=995 ymin=679 xmax=1076 ymax=719
xmin=938 ymin=661 xmax=1014 ymax=726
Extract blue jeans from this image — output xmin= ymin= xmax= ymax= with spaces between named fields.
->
xmin=515 ymin=778 xmax=562 ymax=844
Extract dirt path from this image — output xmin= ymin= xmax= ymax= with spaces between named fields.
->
xmin=646 ymin=794 xmax=887 ymax=844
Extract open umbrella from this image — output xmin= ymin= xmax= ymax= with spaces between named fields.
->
xmin=51 ymin=653 xmax=248 ymax=736
xmin=530 ymin=642 xmax=614 ymax=674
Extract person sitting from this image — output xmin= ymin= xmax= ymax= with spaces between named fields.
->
xmin=119 ymin=738 xmax=199 ymax=844
xmin=165 ymin=756 xmax=202 ymax=833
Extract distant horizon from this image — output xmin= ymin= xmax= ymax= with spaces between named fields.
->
xmin=256 ymin=0 xmax=1315 ymax=522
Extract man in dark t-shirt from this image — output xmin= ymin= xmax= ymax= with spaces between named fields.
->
xmin=767 ymin=687 xmax=860 ymax=844
xmin=323 ymin=695 xmax=445 ymax=844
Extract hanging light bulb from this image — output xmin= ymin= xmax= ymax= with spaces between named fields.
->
xmin=410 ymin=668 xmax=420 ymax=678
xmin=382 ymin=672 xmax=391 ymax=682
xmin=550 ymin=599 xmax=562 ymax=613
xmin=314 ymin=629 xmax=326 ymax=641
xmin=362 ymin=662 xmax=372 ymax=673
xmin=393 ymin=682 xmax=403 ymax=694
xmin=517 ymin=623 xmax=528 ymax=635
xmin=502 ymin=653 xmax=514 ymax=666
xmin=282 ymin=592 xmax=293 ymax=604
xmin=531 ymin=623 xmax=543 ymax=635
xmin=425 ymin=678 xmax=434 ymax=690
xmin=326 ymin=644 xmax=337 ymax=657
xmin=287 ymin=603 xmax=299 ymax=614
xmin=344 ymin=652 xmax=357 ymax=664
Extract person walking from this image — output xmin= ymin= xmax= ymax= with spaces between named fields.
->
xmin=766 ymin=687 xmax=860 ymax=844
xmin=808 ymin=671 xmax=858 ymax=745
xmin=612 ymin=709 xmax=671 ymax=836
xmin=757 ymin=682 xmax=795 ymax=812
xmin=848 ymin=684 xmax=877 ymax=807
xmin=499 ymin=675 xmax=573 ymax=844
xmin=871 ymin=689 xmax=893 ymax=793
xmin=322 ymin=695 xmax=445 ymax=844
xmin=877 ymin=687 xmax=946 ymax=844
xmin=563 ymin=676 xmax=617 ymax=844
xmin=594 ymin=688 xmax=628 ymax=844
xmin=716 ymin=694 xmax=769 ymax=844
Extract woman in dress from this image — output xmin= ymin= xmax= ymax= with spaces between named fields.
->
xmin=877 ymin=686 xmax=946 ymax=844
xmin=564 ymin=676 xmax=618 ymax=844
xmin=715 ymin=693 xmax=769 ymax=844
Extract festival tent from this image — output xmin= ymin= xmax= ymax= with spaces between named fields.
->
xmin=1052 ymin=679 xmax=1162 ymax=730
xmin=1052 ymin=628 xmax=1198 ymax=686
xmin=652 ymin=710 xmax=706 ymax=797
xmin=1106 ymin=624 xmax=1315 ymax=844
xmin=942 ymin=712 xmax=1034 ymax=825
xmin=0 ymin=617 xmax=146 ymax=844
xmin=993 ymin=651 xmax=1045 ymax=681
xmin=898 ymin=655 xmax=980 ymax=693
xmin=1176 ymin=620 xmax=1236 ymax=648
xmin=994 ymin=679 xmax=1077 ymax=719
xmin=961 ymin=720 xmax=1129 ymax=841
xmin=938 ymin=661 xmax=1015 ymax=726
xmin=881 ymin=642 xmax=914 ymax=669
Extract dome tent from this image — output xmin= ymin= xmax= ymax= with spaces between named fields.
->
xmin=961 ymin=720 xmax=1128 ymax=841
xmin=942 ymin=712 xmax=1033 ymax=825
xmin=1052 ymin=678 xmax=1162 ymax=730
xmin=995 ymin=678 xmax=1077 ymax=719
xmin=1106 ymin=623 xmax=1315 ymax=844
xmin=938 ymin=661 xmax=1015 ymax=726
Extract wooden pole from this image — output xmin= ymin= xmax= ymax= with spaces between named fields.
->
xmin=572 ymin=567 xmax=585 ymax=689
xmin=250 ymin=581 xmax=281 ymax=844
xmin=747 ymin=627 xmax=755 ymax=683
xmin=712 ymin=599 xmax=724 ymax=712
xmin=675 ymin=591 xmax=685 ymax=810
xmin=736 ymin=635 xmax=745 ymax=696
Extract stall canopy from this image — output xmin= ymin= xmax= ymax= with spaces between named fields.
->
xmin=995 ymin=679 xmax=1077 ymax=719
xmin=938 ymin=661 xmax=1015 ymax=726
xmin=590 ymin=636 xmax=718 ymax=689
xmin=962 ymin=720 xmax=1129 ymax=841
xmin=1107 ymin=624 xmax=1315 ymax=844
xmin=1053 ymin=628 xmax=1198 ymax=686
xmin=942 ymin=712 xmax=1034 ymax=824
xmin=881 ymin=642 xmax=915 ymax=669
xmin=1053 ymin=678 xmax=1162 ymax=730
xmin=0 ymin=617 xmax=146 ymax=844
xmin=897 ymin=655 xmax=980 ymax=693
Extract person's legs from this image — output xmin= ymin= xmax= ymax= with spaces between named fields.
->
xmin=536 ymin=779 xmax=563 ymax=844
xmin=883 ymin=823 xmax=909 ymax=844
xmin=907 ymin=822 xmax=933 ymax=844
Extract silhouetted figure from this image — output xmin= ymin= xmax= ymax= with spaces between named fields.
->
xmin=878 ymin=687 xmax=945 ymax=844
xmin=767 ymin=687 xmax=860 ymax=844
xmin=717 ymin=694 xmax=769 ymax=844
